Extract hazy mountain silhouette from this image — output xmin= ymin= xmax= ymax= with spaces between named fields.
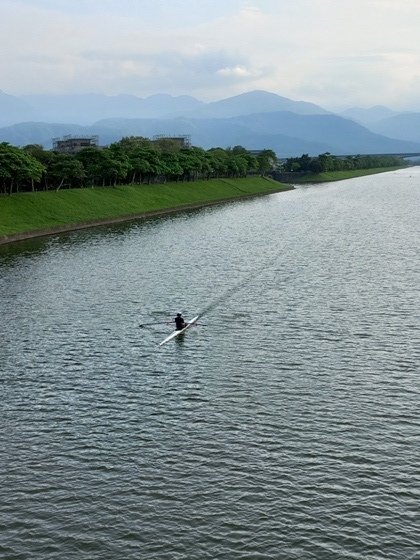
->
xmin=1 ymin=111 xmax=419 ymax=157
xmin=0 ymin=89 xmax=328 ymax=126
xmin=2 ymin=88 xmax=419 ymax=148
xmin=367 ymin=113 xmax=420 ymax=144
xmin=0 ymin=92 xmax=204 ymax=126
xmin=2 ymin=88 xmax=419 ymax=155
xmin=339 ymin=106 xmax=420 ymax=144
xmin=340 ymin=105 xmax=399 ymax=125
xmin=174 ymin=90 xmax=330 ymax=118
xmin=227 ymin=111 xmax=420 ymax=154
xmin=0 ymin=121 xmax=88 ymax=147
xmin=0 ymin=90 xmax=37 ymax=126
xmin=94 ymin=115 xmax=331 ymax=155
xmin=17 ymin=93 xmax=203 ymax=125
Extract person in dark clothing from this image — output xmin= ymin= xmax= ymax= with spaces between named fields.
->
xmin=174 ymin=313 xmax=187 ymax=330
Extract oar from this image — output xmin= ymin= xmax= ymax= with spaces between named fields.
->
xmin=139 ymin=321 xmax=172 ymax=328
xmin=139 ymin=321 xmax=207 ymax=328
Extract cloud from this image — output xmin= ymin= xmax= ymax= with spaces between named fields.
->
xmin=295 ymin=49 xmax=420 ymax=110
xmin=217 ymin=66 xmax=253 ymax=78
xmin=1 ymin=0 xmax=420 ymax=108
xmin=73 ymin=47 xmax=269 ymax=98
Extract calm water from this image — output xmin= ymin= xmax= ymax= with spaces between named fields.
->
xmin=0 ymin=169 xmax=419 ymax=559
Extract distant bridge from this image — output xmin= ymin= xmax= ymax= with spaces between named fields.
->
xmin=336 ymin=152 xmax=420 ymax=159
xmin=278 ymin=152 xmax=420 ymax=162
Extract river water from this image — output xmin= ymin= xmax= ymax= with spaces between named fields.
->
xmin=0 ymin=168 xmax=419 ymax=559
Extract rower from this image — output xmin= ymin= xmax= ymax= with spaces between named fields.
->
xmin=174 ymin=313 xmax=186 ymax=330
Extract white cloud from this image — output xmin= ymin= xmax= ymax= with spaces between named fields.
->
xmin=217 ymin=66 xmax=253 ymax=78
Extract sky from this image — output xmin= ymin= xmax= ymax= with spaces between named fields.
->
xmin=1 ymin=0 xmax=419 ymax=110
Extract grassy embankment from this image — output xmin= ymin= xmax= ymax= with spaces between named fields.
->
xmin=0 ymin=177 xmax=292 ymax=240
xmin=289 ymin=166 xmax=404 ymax=184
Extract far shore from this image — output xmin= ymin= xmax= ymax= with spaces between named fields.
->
xmin=0 ymin=188 xmax=292 ymax=245
xmin=278 ymin=166 xmax=405 ymax=184
xmin=0 ymin=177 xmax=293 ymax=246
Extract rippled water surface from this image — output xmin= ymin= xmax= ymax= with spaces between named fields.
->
xmin=1 ymin=169 xmax=419 ymax=559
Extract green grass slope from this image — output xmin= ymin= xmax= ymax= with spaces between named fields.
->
xmin=291 ymin=167 xmax=403 ymax=183
xmin=0 ymin=177 xmax=291 ymax=238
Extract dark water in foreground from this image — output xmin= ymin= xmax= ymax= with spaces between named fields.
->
xmin=1 ymin=169 xmax=419 ymax=559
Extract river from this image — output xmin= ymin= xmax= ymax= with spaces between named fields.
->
xmin=0 ymin=168 xmax=419 ymax=559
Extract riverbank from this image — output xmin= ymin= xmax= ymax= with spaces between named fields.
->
xmin=0 ymin=177 xmax=292 ymax=245
xmin=282 ymin=166 xmax=405 ymax=184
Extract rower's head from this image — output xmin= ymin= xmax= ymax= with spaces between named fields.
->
xmin=177 ymin=313 xmax=182 ymax=316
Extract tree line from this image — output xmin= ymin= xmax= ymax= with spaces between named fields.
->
xmin=0 ymin=137 xmax=276 ymax=195
xmin=281 ymin=152 xmax=406 ymax=173
xmin=0 ymin=139 xmax=407 ymax=195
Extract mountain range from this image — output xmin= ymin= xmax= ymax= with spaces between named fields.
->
xmin=0 ymin=89 xmax=419 ymax=157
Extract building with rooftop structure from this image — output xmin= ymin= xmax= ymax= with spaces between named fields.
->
xmin=52 ymin=135 xmax=99 ymax=153
xmin=152 ymin=134 xmax=191 ymax=150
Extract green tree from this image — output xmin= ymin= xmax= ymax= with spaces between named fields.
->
xmin=316 ymin=152 xmax=335 ymax=172
xmin=160 ymin=152 xmax=183 ymax=181
xmin=0 ymin=143 xmax=44 ymax=194
xmin=76 ymin=147 xmax=130 ymax=187
xmin=206 ymin=148 xmax=228 ymax=178
xmin=23 ymin=144 xmax=55 ymax=190
xmin=256 ymin=149 xmax=276 ymax=176
xmin=48 ymin=153 xmax=86 ymax=191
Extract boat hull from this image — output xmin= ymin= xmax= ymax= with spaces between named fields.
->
xmin=159 ymin=316 xmax=199 ymax=346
